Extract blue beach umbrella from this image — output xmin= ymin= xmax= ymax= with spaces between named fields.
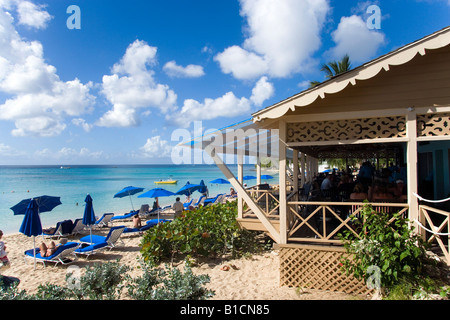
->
xmin=18 ymin=199 xmax=42 ymax=238
xmin=209 ymin=178 xmax=230 ymax=184
xmin=243 ymin=175 xmax=257 ymax=180
xmin=175 ymin=183 xmax=202 ymax=196
xmin=114 ymin=186 xmax=144 ymax=211
xmin=198 ymin=180 xmax=208 ymax=194
xmin=17 ymin=199 xmax=42 ymax=270
xmin=12 ymin=195 xmax=62 ymax=269
xmin=138 ymin=188 xmax=175 ymax=221
xmin=83 ymin=194 xmax=96 ymax=244
xmin=138 ymin=188 xmax=175 ymax=199
xmin=11 ymin=195 xmax=62 ymax=216
xmin=260 ymin=175 xmax=274 ymax=180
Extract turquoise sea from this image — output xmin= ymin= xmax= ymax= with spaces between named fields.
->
xmin=0 ymin=164 xmax=276 ymax=235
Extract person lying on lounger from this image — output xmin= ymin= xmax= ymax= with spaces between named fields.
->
xmin=39 ymin=241 xmax=57 ymax=257
xmin=133 ymin=215 xmax=142 ymax=228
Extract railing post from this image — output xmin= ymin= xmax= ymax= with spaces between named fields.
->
xmin=279 ymin=120 xmax=288 ymax=244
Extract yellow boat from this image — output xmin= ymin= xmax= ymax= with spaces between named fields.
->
xmin=154 ymin=179 xmax=178 ymax=184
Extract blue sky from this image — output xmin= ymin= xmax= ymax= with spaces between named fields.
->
xmin=0 ymin=0 xmax=449 ymax=165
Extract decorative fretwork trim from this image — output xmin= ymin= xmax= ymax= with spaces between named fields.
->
xmin=417 ymin=113 xmax=450 ymax=137
xmin=287 ymin=116 xmax=406 ymax=143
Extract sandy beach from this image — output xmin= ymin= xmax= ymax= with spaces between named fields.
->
xmin=0 ymin=216 xmax=360 ymax=301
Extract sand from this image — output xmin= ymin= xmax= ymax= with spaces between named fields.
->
xmin=0 ymin=217 xmax=360 ymax=300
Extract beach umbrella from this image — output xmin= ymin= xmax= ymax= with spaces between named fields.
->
xmin=243 ymin=175 xmax=256 ymax=180
xmin=260 ymin=175 xmax=274 ymax=180
xmin=83 ymin=194 xmax=96 ymax=244
xmin=11 ymin=195 xmax=62 ymax=216
xmin=113 ymin=186 xmax=144 ymax=211
xmin=175 ymin=182 xmax=202 ymax=196
xmin=198 ymin=180 xmax=208 ymax=194
xmin=11 ymin=195 xmax=62 ymax=269
xmin=138 ymin=188 xmax=175 ymax=221
xmin=209 ymin=178 xmax=230 ymax=184
xmin=16 ymin=200 xmax=42 ymax=270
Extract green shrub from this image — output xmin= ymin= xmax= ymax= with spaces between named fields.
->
xmin=127 ymin=261 xmax=214 ymax=300
xmin=140 ymin=201 xmax=271 ymax=263
xmin=339 ymin=202 xmax=428 ymax=294
xmin=1 ymin=261 xmax=214 ymax=300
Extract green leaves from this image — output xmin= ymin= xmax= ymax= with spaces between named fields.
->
xmin=339 ymin=203 xmax=428 ymax=294
xmin=140 ymin=201 xmax=271 ymax=263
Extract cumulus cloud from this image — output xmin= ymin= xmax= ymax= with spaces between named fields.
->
xmin=140 ymin=135 xmax=172 ymax=158
xmin=0 ymin=4 xmax=94 ymax=137
xmin=215 ymin=0 xmax=330 ymax=80
xmin=169 ymin=75 xmax=274 ymax=127
xmin=16 ymin=0 xmax=52 ymax=29
xmin=97 ymin=40 xmax=177 ymax=127
xmin=250 ymin=76 xmax=274 ymax=106
xmin=327 ymin=15 xmax=385 ymax=64
xmin=163 ymin=60 xmax=205 ymax=78
xmin=72 ymin=118 xmax=93 ymax=132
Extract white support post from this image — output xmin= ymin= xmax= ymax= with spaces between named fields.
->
xmin=406 ymin=111 xmax=420 ymax=234
xmin=279 ymin=120 xmax=287 ymax=244
xmin=204 ymin=146 xmax=281 ymax=243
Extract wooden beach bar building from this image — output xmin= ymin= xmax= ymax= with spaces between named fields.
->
xmin=183 ymin=27 xmax=450 ymax=294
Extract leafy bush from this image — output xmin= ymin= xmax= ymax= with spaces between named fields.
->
xmin=1 ymin=261 xmax=214 ymax=300
xmin=140 ymin=201 xmax=271 ymax=263
xmin=127 ymin=261 xmax=214 ymax=300
xmin=339 ymin=203 xmax=431 ymax=296
xmin=72 ymin=261 xmax=130 ymax=300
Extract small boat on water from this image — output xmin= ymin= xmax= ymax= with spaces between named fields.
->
xmin=154 ymin=179 xmax=178 ymax=184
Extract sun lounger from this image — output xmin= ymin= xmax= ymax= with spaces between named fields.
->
xmin=42 ymin=220 xmax=74 ymax=239
xmin=139 ymin=204 xmax=150 ymax=215
xmin=193 ymin=195 xmax=206 ymax=208
xmin=75 ymin=226 xmax=125 ymax=257
xmin=183 ymin=199 xmax=194 ymax=209
xmin=123 ymin=224 xmax=154 ymax=236
xmin=145 ymin=218 xmax=170 ymax=227
xmin=203 ymin=193 xmax=225 ymax=206
xmin=24 ymin=242 xmax=80 ymax=267
xmin=94 ymin=213 xmax=114 ymax=228
xmin=71 ymin=218 xmax=86 ymax=235
xmin=111 ymin=210 xmax=137 ymax=222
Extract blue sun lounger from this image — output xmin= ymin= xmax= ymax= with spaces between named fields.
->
xmin=75 ymin=226 xmax=125 ymax=257
xmin=94 ymin=213 xmax=114 ymax=228
xmin=111 ymin=210 xmax=138 ymax=222
xmin=24 ymin=242 xmax=80 ymax=267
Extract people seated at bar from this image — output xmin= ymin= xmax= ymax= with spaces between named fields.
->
xmin=350 ymin=183 xmax=369 ymax=200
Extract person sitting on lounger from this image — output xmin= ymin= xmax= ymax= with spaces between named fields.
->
xmin=133 ymin=214 xmax=142 ymax=228
xmin=39 ymin=241 xmax=57 ymax=257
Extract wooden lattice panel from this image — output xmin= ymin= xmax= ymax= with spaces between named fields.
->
xmin=287 ymin=116 xmax=406 ymax=143
xmin=279 ymin=245 xmax=372 ymax=296
xmin=417 ymin=113 xmax=450 ymax=137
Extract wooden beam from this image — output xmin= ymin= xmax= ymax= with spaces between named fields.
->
xmin=204 ymin=146 xmax=281 ymax=243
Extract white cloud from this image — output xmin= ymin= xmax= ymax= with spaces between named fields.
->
xmin=140 ymin=135 xmax=172 ymax=158
xmin=163 ymin=60 xmax=205 ymax=78
xmin=0 ymin=5 xmax=94 ymax=137
xmin=215 ymin=0 xmax=330 ymax=80
xmin=97 ymin=40 xmax=177 ymax=128
xmin=169 ymin=76 xmax=274 ymax=127
xmin=327 ymin=15 xmax=385 ymax=64
xmin=250 ymin=76 xmax=274 ymax=106
xmin=16 ymin=0 xmax=52 ymax=29
xmin=72 ymin=118 xmax=93 ymax=132
xmin=173 ymin=92 xmax=251 ymax=127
